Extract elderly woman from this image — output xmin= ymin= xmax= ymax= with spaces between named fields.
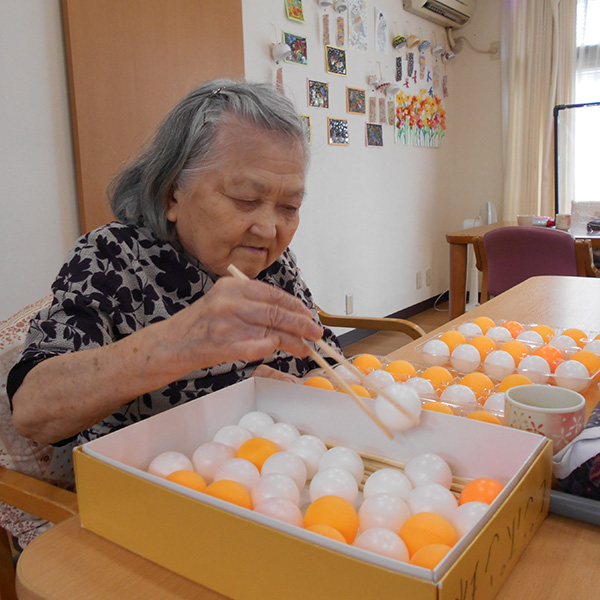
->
xmin=8 ymin=79 xmax=339 ymax=449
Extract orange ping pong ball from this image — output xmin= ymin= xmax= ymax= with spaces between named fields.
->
xmin=205 ymin=479 xmax=252 ymax=509
xmin=422 ymin=401 xmax=455 ymax=415
xmin=409 ymin=543 xmax=453 ymax=569
xmin=497 ymin=373 xmax=533 ymax=392
xmin=533 ymin=345 xmax=564 ymax=372
xmin=466 ymin=410 xmax=502 ymax=425
xmin=305 ymin=523 xmax=348 ymax=544
xmin=439 ymin=330 xmax=467 ymax=353
xmin=385 ymin=360 xmax=417 ymax=382
xmin=236 ymin=437 xmax=279 ymax=471
xmin=304 ymin=376 xmax=335 ymax=391
xmin=471 ymin=316 xmax=495 ymax=334
xmin=304 ymin=495 xmax=359 ymax=544
xmin=421 ymin=366 xmax=454 ymax=393
xmin=469 ymin=336 xmax=497 ymax=361
xmin=399 ymin=512 xmax=458 ymax=557
xmin=571 ymin=350 xmax=600 ymax=376
xmin=499 ymin=340 xmax=529 ymax=366
xmin=502 ymin=320 xmax=524 ymax=338
xmin=340 ymin=383 xmax=371 ymax=398
xmin=531 ymin=324 xmax=555 ymax=343
xmin=562 ymin=328 xmax=587 ymax=349
xmin=459 ymin=373 xmax=494 ymax=404
xmin=165 ymin=470 xmax=207 ymax=493
xmin=459 ymin=478 xmax=503 ymax=505
xmin=352 ymin=353 xmax=382 ymax=374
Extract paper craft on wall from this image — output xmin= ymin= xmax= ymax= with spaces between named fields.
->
xmin=328 ymin=118 xmax=350 ymax=145
xmin=387 ymin=100 xmax=395 ymax=126
xmin=395 ymin=89 xmax=446 ymax=147
xmin=322 ymin=13 xmax=330 ymax=45
xmin=299 ymin=114 xmax=312 ymax=144
xmin=346 ymin=86 xmax=366 ymax=114
xmin=395 ymin=56 xmax=402 ymax=82
xmin=285 ymin=0 xmax=304 ymax=22
xmin=283 ymin=32 xmax=308 ymax=65
xmin=366 ymin=123 xmax=383 ymax=147
xmin=326 ymin=45 xmax=347 ymax=75
xmin=348 ymin=0 xmax=367 ymax=52
xmin=368 ymin=96 xmax=377 ymax=121
xmin=374 ymin=7 xmax=387 ymax=54
xmin=336 ymin=15 xmax=345 ymax=46
xmin=378 ymin=98 xmax=386 ymax=124
xmin=307 ymin=79 xmax=329 ymax=108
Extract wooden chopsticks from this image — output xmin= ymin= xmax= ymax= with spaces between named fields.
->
xmin=227 ymin=264 xmax=419 ymax=439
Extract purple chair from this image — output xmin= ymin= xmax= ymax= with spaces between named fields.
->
xmin=475 ymin=226 xmax=597 ymax=301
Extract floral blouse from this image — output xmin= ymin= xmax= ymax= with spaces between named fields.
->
xmin=10 ymin=222 xmax=339 ymax=446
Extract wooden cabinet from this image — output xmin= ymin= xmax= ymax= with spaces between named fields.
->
xmin=62 ymin=0 xmax=245 ymax=232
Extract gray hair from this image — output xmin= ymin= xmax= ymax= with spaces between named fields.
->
xmin=109 ymin=79 xmax=309 ymax=241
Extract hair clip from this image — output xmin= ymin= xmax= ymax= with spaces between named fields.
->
xmin=209 ymin=87 xmax=225 ymax=98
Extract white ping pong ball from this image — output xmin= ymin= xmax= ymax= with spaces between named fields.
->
xmin=251 ymin=473 xmax=300 ymax=508
xmin=422 ymin=339 xmax=450 ymax=366
xmin=457 ymin=322 xmax=483 ymax=337
xmin=254 ymin=497 xmax=303 ymax=527
xmin=516 ymin=330 xmax=544 ymax=345
xmin=486 ymin=326 xmax=513 ymax=343
xmin=550 ymin=335 xmax=579 ymax=353
xmin=483 ymin=392 xmax=506 ymax=413
xmin=404 ymin=376 xmax=436 ymax=398
xmin=147 ymin=451 xmax=193 ymax=478
xmin=261 ymin=452 xmax=307 ymax=490
xmin=584 ymin=340 xmax=600 ymax=356
xmin=375 ymin=383 xmax=422 ymax=433
xmin=451 ymin=501 xmax=490 ymax=537
xmin=554 ymin=360 xmax=589 ymax=391
xmin=407 ymin=482 xmax=458 ymax=520
xmin=333 ymin=364 xmax=362 ymax=385
xmin=288 ymin=435 xmax=327 ymax=479
xmin=359 ymin=494 xmax=411 ymax=532
xmin=440 ymin=384 xmax=478 ymax=408
xmin=517 ymin=355 xmax=551 ymax=384
xmin=212 ymin=424 xmax=252 ymax=451
xmin=319 ymin=446 xmax=364 ymax=484
xmin=191 ymin=442 xmax=235 ymax=483
xmin=365 ymin=369 xmax=396 ymax=391
xmin=309 ymin=467 xmax=359 ymax=504
xmin=263 ymin=422 xmax=301 ymax=450
xmin=353 ymin=528 xmax=410 ymax=562
xmin=213 ymin=458 xmax=260 ymax=491
xmin=450 ymin=343 xmax=481 ymax=372
xmin=237 ymin=411 xmax=275 ymax=437
xmin=404 ymin=453 xmax=453 ymax=489
xmin=483 ymin=350 xmax=515 ymax=379
xmin=363 ymin=468 xmax=413 ymax=500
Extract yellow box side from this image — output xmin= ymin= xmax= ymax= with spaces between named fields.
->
xmin=439 ymin=440 xmax=553 ymax=600
xmin=75 ymin=448 xmax=438 ymax=600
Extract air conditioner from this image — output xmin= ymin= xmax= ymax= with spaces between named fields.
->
xmin=402 ymin=0 xmax=475 ymax=29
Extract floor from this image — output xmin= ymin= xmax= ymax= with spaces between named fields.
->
xmin=341 ymin=301 xmax=451 ymax=358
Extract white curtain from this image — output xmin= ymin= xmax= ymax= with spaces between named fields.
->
xmin=502 ymin=0 xmax=577 ymax=220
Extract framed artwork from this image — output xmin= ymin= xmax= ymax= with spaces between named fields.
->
xmin=284 ymin=32 xmax=307 ymax=65
xmin=325 ymin=45 xmax=347 ymax=76
xmin=366 ymin=123 xmax=383 ymax=147
xmin=307 ymin=79 xmax=329 ymax=108
xmin=348 ymin=0 xmax=368 ymax=52
xmin=328 ymin=118 xmax=350 ymax=145
xmin=299 ymin=114 xmax=311 ymax=144
xmin=285 ymin=0 xmax=304 ymax=22
xmin=346 ymin=87 xmax=366 ymax=115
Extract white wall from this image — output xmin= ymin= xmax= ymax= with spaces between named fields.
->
xmin=0 ymin=0 xmax=79 ymax=321
xmin=0 ymin=0 xmax=502 ymax=324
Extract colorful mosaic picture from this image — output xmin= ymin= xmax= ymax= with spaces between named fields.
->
xmin=366 ymin=123 xmax=383 ymax=147
xmin=325 ymin=45 xmax=347 ymax=76
xmin=307 ymin=79 xmax=329 ymax=108
xmin=395 ymin=89 xmax=446 ymax=147
xmin=328 ymin=118 xmax=349 ymax=145
xmin=299 ymin=114 xmax=311 ymax=144
xmin=285 ymin=0 xmax=304 ymax=22
xmin=284 ymin=32 xmax=307 ymax=65
xmin=346 ymin=87 xmax=366 ymax=115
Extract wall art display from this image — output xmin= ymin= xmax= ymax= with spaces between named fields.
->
xmin=387 ymin=100 xmax=395 ymax=125
xmin=368 ymin=96 xmax=377 ymax=122
xmin=346 ymin=87 xmax=366 ymax=114
xmin=378 ymin=97 xmax=386 ymax=124
xmin=348 ymin=0 xmax=368 ymax=52
xmin=374 ymin=7 xmax=388 ymax=54
xmin=328 ymin=117 xmax=350 ymax=145
xmin=285 ymin=0 xmax=304 ymax=22
xmin=283 ymin=32 xmax=308 ymax=65
xmin=322 ymin=13 xmax=330 ymax=45
xmin=325 ymin=45 xmax=347 ymax=75
xmin=366 ymin=123 xmax=383 ymax=147
xmin=395 ymin=89 xmax=446 ymax=147
xmin=407 ymin=52 xmax=414 ymax=78
xmin=395 ymin=56 xmax=402 ymax=82
xmin=336 ymin=15 xmax=345 ymax=46
xmin=307 ymin=79 xmax=329 ymax=108
xmin=299 ymin=114 xmax=311 ymax=144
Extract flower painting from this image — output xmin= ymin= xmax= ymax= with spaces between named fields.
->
xmin=395 ymin=89 xmax=446 ymax=147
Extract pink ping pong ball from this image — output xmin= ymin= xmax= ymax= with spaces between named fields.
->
xmin=191 ymin=442 xmax=235 ymax=483
xmin=353 ymin=528 xmax=410 ymax=562
xmin=237 ymin=411 xmax=275 ymax=437
xmin=251 ymin=473 xmax=300 ymax=508
xmin=451 ymin=502 xmax=490 ymax=537
xmin=319 ymin=446 xmax=364 ymax=485
xmin=147 ymin=451 xmax=193 ymax=478
xmin=407 ymin=483 xmax=458 ymax=521
xmin=254 ymin=497 xmax=303 ymax=527
xmin=263 ymin=422 xmax=301 ymax=450
xmin=213 ymin=458 xmax=260 ymax=491
xmin=288 ymin=435 xmax=327 ymax=479
xmin=212 ymin=424 xmax=252 ymax=451
xmin=261 ymin=452 xmax=307 ymax=491
xmin=309 ymin=467 xmax=359 ymax=504
xmin=359 ymin=494 xmax=411 ymax=533
xmin=363 ymin=468 xmax=413 ymax=500
xmin=404 ymin=453 xmax=453 ymax=489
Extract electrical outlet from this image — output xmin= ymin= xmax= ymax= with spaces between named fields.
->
xmin=416 ymin=272 xmax=422 ymax=290
xmin=345 ymin=293 xmax=354 ymax=315
xmin=490 ymin=41 xmax=500 ymax=60
xmin=426 ymin=268 xmax=432 ymax=287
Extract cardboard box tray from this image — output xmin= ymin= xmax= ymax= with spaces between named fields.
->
xmin=75 ymin=378 xmax=552 ymax=600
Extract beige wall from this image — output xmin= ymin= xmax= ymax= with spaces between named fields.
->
xmin=0 ymin=0 xmax=502 ymax=322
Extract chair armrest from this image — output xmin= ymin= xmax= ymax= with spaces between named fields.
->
xmin=0 ymin=467 xmax=78 ymax=524
xmin=575 ymin=239 xmax=600 ymax=277
xmin=316 ymin=307 xmax=425 ymax=340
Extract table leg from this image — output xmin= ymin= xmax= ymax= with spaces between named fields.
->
xmin=448 ymin=242 xmax=468 ymax=319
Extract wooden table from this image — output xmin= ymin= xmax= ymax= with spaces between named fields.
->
xmin=16 ymin=276 xmax=600 ymax=600
xmin=445 ymin=222 xmax=600 ymax=319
